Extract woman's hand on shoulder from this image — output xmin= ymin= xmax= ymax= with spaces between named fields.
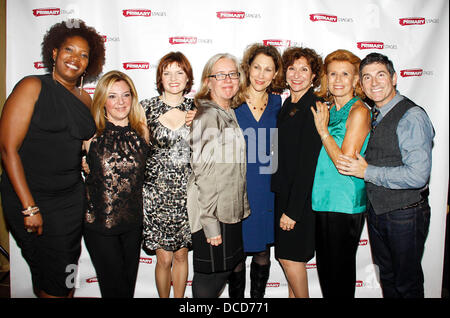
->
xmin=140 ymin=121 xmax=150 ymax=144
xmin=185 ymin=109 xmax=197 ymax=127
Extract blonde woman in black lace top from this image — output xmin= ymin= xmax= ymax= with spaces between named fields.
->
xmin=83 ymin=70 xmax=149 ymax=298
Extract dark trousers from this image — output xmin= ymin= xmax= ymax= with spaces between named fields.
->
xmin=367 ymin=201 xmax=430 ymax=298
xmin=315 ymin=211 xmax=365 ymax=298
xmin=83 ymin=227 xmax=142 ymax=298
xmin=192 ymin=270 xmax=232 ymax=298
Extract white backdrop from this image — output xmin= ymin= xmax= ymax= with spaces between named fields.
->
xmin=5 ymin=0 xmax=449 ymax=298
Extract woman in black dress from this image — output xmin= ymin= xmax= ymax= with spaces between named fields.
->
xmin=84 ymin=71 xmax=149 ymax=298
xmin=0 ymin=20 xmax=105 ymax=298
xmin=271 ymin=47 xmax=323 ymax=298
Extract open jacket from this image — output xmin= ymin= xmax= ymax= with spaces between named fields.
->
xmin=187 ymin=99 xmax=250 ymax=238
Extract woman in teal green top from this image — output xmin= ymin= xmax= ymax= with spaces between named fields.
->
xmin=310 ymin=49 xmax=371 ymax=298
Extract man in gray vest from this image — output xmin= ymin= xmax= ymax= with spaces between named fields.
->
xmin=336 ymin=53 xmax=434 ymax=298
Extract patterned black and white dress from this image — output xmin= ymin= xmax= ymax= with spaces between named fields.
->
xmin=141 ymin=96 xmax=194 ymax=252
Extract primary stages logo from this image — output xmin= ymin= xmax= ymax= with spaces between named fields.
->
xmin=122 ymin=9 xmax=151 ymax=17
xmin=217 ymin=11 xmax=245 ymax=19
xmin=309 ymin=13 xmax=353 ymax=23
xmin=123 ymin=62 xmax=150 ymax=70
xmin=400 ymin=69 xmax=423 ymax=77
xmin=399 ymin=17 xmax=439 ymax=26
xmin=400 ymin=68 xmax=433 ymax=77
xmin=32 ymin=7 xmax=76 ymax=17
xmin=33 ymin=62 xmax=45 ymax=69
xmin=357 ymin=41 xmax=384 ymax=50
xmin=122 ymin=9 xmax=166 ymax=17
xmin=357 ymin=41 xmax=397 ymax=50
xmin=32 ymin=7 xmax=60 ymax=16
xmin=169 ymin=36 xmax=212 ymax=45
xmin=263 ymin=39 xmax=291 ymax=47
xmin=216 ymin=10 xmax=261 ymax=19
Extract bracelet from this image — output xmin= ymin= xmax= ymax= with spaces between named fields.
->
xmin=321 ymin=133 xmax=330 ymax=141
xmin=22 ymin=206 xmax=40 ymax=217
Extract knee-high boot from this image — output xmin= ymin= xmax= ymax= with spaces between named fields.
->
xmin=250 ymin=261 xmax=270 ymax=298
xmin=228 ymin=266 xmax=246 ymax=298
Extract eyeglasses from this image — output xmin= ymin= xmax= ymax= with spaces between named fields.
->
xmin=208 ymin=72 xmax=240 ymax=81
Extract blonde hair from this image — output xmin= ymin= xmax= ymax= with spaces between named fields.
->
xmin=316 ymin=49 xmax=365 ymax=103
xmin=91 ymin=70 xmax=146 ymax=137
xmin=194 ymin=53 xmax=245 ymax=109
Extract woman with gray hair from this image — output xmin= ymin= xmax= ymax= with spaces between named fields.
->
xmin=187 ymin=53 xmax=250 ymax=298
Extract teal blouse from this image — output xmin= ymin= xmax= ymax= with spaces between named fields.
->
xmin=311 ymin=97 xmax=369 ymax=214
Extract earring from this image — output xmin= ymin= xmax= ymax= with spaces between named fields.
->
xmin=52 ymin=61 xmax=56 ymax=80
xmin=79 ymin=71 xmax=86 ymax=95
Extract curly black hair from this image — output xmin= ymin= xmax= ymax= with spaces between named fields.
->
xmin=41 ymin=19 xmax=105 ymax=83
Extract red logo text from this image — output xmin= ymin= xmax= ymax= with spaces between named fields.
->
xmin=309 ymin=13 xmax=337 ymax=22
xmin=399 ymin=17 xmax=425 ymax=26
xmin=400 ymin=69 xmax=423 ymax=77
xmin=122 ymin=9 xmax=152 ymax=17
xmin=169 ymin=36 xmax=197 ymax=45
xmin=123 ymin=62 xmax=150 ymax=70
xmin=32 ymin=8 xmax=60 ymax=16
xmin=263 ymin=39 xmax=291 ymax=47
xmin=216 ymin=11 xmax=245 ymax=19
xmin=33 ymin=62 xmax=45 ymax=69
xmin=357 ymin=42 xmax=384 ymax=50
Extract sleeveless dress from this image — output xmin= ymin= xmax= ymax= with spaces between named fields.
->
xmin=234 ymin=93 xmax=281 ymax=253
xmin=141 ymin=96 xmax=193 ymax=252
xmin=0 ymin=74 xmax=96 ymax=296
xmin=84 ymin=121 xmax=148 ymax=234
xmin=312 ymin=97 xmax=369 ymax=213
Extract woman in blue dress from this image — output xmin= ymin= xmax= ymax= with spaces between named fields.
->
xmin=231 ymin=43 xmax=284 ymax=298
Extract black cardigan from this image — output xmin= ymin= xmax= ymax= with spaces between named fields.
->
xmin=271 ymin=88 xmax=323 ymax=221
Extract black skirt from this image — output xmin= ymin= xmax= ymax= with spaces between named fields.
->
xmin=192 ymin=221 xmax=244 ymax=273
xmin=274 ymin=196 xmax=316 ymax=262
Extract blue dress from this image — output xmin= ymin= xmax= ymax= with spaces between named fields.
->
xmin=235 ymin=93 xmax=281 ymax=252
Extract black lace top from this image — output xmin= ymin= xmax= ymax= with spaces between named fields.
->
xmin=85 ymin=121 xmax=149 ymax=234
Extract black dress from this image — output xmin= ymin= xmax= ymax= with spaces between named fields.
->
xmin=271 ymin=88 xmax=322 ymax=262
xmin=0 ymin=74 xmax=96 ymax=296
xmin=84 ymin=121 xmax=148 ymax=234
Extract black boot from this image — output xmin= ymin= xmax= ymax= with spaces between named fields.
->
xmin=250 ymin=261 xmax=270 ymax=298
xmin=228 ymin=266 xmax=246 ymax=298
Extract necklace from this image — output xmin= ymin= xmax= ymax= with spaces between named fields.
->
xmin=161 ymin=92 xmax=184 ymax=107
xmin=247 ymin=92 xmax=268 ymax=111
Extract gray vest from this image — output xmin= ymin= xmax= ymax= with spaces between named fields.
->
xmin=365 ymin=98 xmax=424 ymax=214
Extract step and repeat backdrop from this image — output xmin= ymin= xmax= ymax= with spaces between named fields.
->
xmin=5 ymin=0 xmax=449 ymax=298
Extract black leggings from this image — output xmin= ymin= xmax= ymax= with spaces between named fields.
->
xmin=315 ymin=211 xmax=365 ymax=298
xmin=83 ymin=227 xmax=142 ymax=298
xmin=192 ymin=271 xmax=232 ymax=298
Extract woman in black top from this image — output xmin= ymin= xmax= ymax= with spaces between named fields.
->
xmin=271 ymin=47 xmax=323 ymax=298
xmin=0 ymin=20 xmax=104 ymax=298
xmin=83 ymin=71 xmax=149 ymax=298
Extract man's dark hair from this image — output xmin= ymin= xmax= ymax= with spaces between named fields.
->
xmin=359 ymin=53 xmax=396 ymax=79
